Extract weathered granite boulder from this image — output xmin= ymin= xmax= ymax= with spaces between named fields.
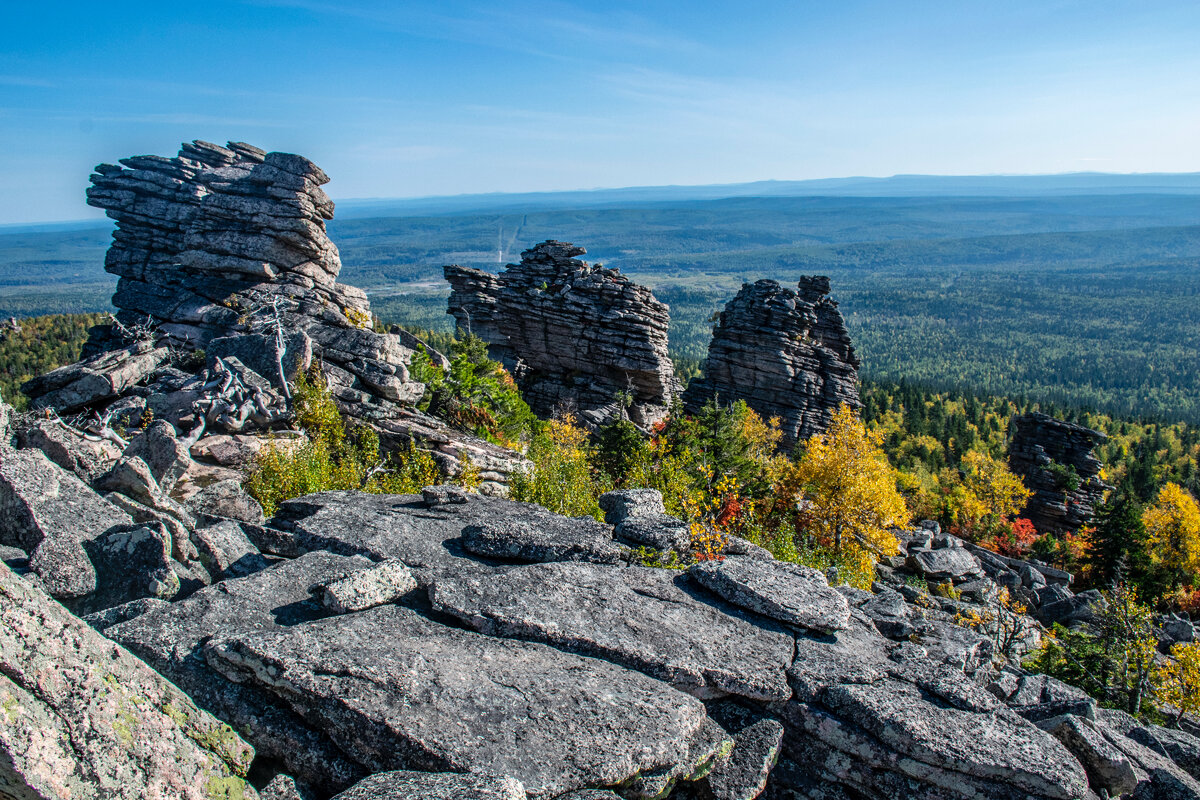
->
xmin=0 ymin=560 xmax=258 ymax=800
xmin=445 ymin=241 xmax=680 ymax=427
xmin=106 ymin=551 xmax=375 ymax=793
xmin=907 ymin=546 xmax=985 ymax=582
xmin=186 ymin=477 xmax=267 ymax=524
xmin=703 ymin=702 xmax=785 ymax=800
xmin=317 ymin=558 xmax=418 ymax=613
xmin=206 ymin=602 xmax=729 ymax=799
xmin=1009 ymin=412 xmax=1110 ymax=534
xmin=460 ymin=516 xmax=625 ymax=564
xmin=77 ymin=521 xmax=183 ymax=614
xmin=682 ymin=277 xmax=860 ymax=448
xmin=23 ymin=341 xmax=169 ymax=413
xmin=123 ymin=420 xmax=192 ymax=491
xmin=0 ymin=446 xmax=132 ymax=598
xmin=329 ymin=771 xmax=527 ymax=800
xmin=429 ymin=561 xmax=795 ymax=702
xmin=190 ymin=519 xmax=271 ymax=579
xmin=690 ymin=555 xmax=851 ymax=633
xmin=13 ymin=416 xmax=123 ymax=483
xmin=598 ymin=488 xmax=667 ymax=524
xmin=615 ymin=513 xmax=693 ymax=555
xmin=263 ymin=491 xmax=553 ymax=584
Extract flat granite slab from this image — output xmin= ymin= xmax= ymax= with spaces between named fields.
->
xmin=430 ymin=561 xmax=794 ymax=702
xmin=205 ymin=603 xmax=726 ymax=799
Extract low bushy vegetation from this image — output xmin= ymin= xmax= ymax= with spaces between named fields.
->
xmin=244 ymin=367 xmax=444 ymax=515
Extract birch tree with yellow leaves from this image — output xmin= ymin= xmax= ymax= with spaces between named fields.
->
xmin=782 ymin=404 xmax=907 ymax=558
xmin=1143 ymin=482 xmax=1200 ymax=592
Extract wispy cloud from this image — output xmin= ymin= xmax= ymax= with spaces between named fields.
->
xmin=0 ymin=75 xmax=56 ymax=88
xmin=243 ymin=0 xmax=701 ymax=61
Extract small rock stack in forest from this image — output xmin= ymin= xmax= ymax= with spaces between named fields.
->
xmin=445 ymin=241 xmax=680 ymax=428
xmin=683 ymin=277 xmax=861 ymax=448
xmin=1008 ymin=412 xmax=1110 ymax=534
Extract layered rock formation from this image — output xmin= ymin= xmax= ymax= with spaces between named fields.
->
xmin=445 ymin=241 xmax=679 ymax=428
xmin=76 ymin=139 xmax=421 ymax=405
xmin=682 ymin=277 xmax=860 ymax=448
xmin=1008 ymin=412 xmax=1110 ymax=534
xmin=21 ymin=141 xmax=526 ymax=492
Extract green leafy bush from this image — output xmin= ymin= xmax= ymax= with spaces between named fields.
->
xmin=510 ymin=415 xmax=610 ymax=521
xmin=408 ymin=334 xmax=535 ymax=448
xmin=245 ymin=367 xmax=442 ymax=515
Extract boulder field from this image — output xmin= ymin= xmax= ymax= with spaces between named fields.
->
xmin=4 ymin=417 xmax=1200 ymax=799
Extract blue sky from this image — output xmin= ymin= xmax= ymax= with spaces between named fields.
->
xmin=2 ymin=0 xmax=1198 ymax=223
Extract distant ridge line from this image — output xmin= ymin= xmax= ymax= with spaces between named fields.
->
xmin=333 ymin=172 xmax=1200 ymax=219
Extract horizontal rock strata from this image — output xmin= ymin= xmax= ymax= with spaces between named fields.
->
xmin=445 ymin=241 xmax=680 ymax=427
xmin=21 ymin=140 xmax=527 ymax=493
xmin=206 ymin=603 xmax=724 ymax=799
xmin=1008 ymin=412 xmax=1110 ymax=533
xmin=683 ymin=277 xmax=860 ymax=448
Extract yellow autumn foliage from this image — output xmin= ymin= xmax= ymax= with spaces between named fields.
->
xmin=1156 ymin=642 xmax=1200 ymax=724
xmin=781 ymin=405 xmax=906 ymax=557
xmin=1143 ymin=482 xmax=1200 ymax=579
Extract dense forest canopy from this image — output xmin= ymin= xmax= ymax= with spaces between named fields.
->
xmin=3 ymin=192 xmax=1200 ymax=421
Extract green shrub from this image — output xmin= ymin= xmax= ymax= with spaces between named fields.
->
xmin=408 ymin=334 xmax=535 ymax=448
xmin=244 ymin=367 xmax=442 ymax=515
xmin=510 ymin=415 xmax=610 ymax=521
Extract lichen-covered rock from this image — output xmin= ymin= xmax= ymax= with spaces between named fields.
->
xmin=191 ymin=519 xmax=270 ymax=579
xmin=206 ymin=602 xmax=726 ymax=799
xmin=682 ymin=277 xmax=860 ymax=447
xmin=0 ymin=560 xmax=258 ymax=800
xmin=77 ymin=521 xmax=182 ymax=614
xmin=1008 ymin=412 xmax=1110 ymax=534
xmin=22 ymin=342 xmax=169 ymax=413
xmin=264 ymin=491 xmax=545 ymax=584
xmin=445 ymin=241 xmax=679 ymax=427
xmin=186 ymin=477 xmax=267 ymax=524
xmin=13 ymin=416 xmax=122 ymax=483
xmin=614 ymin=513 xmax=692 ymax=555
xmin=461 ymin=516 xmax=624 ymax=564
xmin=329 ymin=770 xmax=527 ymax=800
xmin=690 ymin=556 xmax=851 ymax=633
xmin=122 ymin=420 xmax=191 ymax=492
xmin=429 ymin=561 xmax=795 ymax=702
xmin=106 ymin=551 xmax=375 ymax=794
xmin=0 ymin=445 xmax=131 ymax=599
xmin=906 ymin=546 xmax=984 ymax=582
xmin=703 ymin=702 xmax=785 ymax=800
xmin=598 ymin=488 xmax=667 ymax=525
xmin=318 ymin=558 xmax=417 ymax=613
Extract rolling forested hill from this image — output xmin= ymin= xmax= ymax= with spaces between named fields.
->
xmin=2 ymin=192 xmax=1199 ymax=421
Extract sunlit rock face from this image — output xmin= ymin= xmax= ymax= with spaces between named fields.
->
xmin=445 ymin=240 xmax=680 ymax=428
xmin=683 ymin=276 xmax=861 ymax=449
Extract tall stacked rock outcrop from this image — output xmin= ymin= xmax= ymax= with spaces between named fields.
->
xmin=445 ymin=241 xmax=679 ymax=428
xmin=77 ymin=139 xmax=421 ymax=406
xmin=20 ymin=140 xmax=526 ymax=492
xmin=683 ymin=277 xmax=860 ymax=448
xmin=1008 ymin=412 xmax=1110 ymax=534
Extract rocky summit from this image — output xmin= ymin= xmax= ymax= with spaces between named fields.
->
xmin=6 ymin=403 xmax=1200 ymax=800
xmin=682 ymin=277 xmax=861 ymax=448
xmin=1009 ymin=411 xmax=1111 ymax=534
xmin=7 ymin=141 xmax=1200 ymax=800
xmin=445 ymin=241 xmax=680 ymax=428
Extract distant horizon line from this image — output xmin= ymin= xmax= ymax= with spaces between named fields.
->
xmin=7 ymin=169 xmax=1200 ymax=230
